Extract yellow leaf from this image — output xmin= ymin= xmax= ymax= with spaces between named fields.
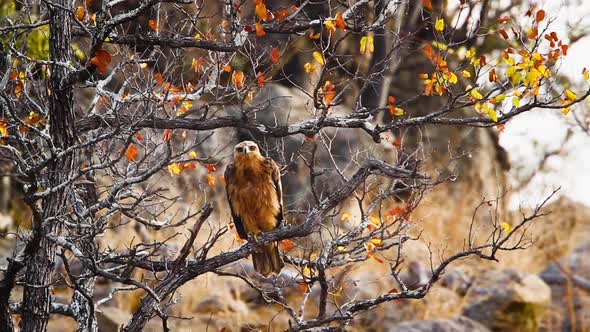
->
xmin=168 ymin=162 xmax=182 ymax=176
xmin=500 ymin=222 xmax=511 ymax=233
xmin=564 ymin=89 xmax=577 ymax=101
xmin=461 ymin=70 xmax=471 ymax=78
xmin=393 ymin=107 xmax=404 ymax=116
xmin=324 ymin=20 xmax=336 ymax=33
xmin=337 ymin=245 xmax=345 ymax=251
xmin=448 ymin=72 xmax=458 ymax=84
xmin=435 ymin=18 xmax=445 ymax=32
xmin=487 ymin=107 xmax=498 ymax=122
xmin=495 ymin=94 xmax=506 ymax=102
xmin=370 ymin=238 xmax=382 ymax=246
xmin=471 ymin=88 xmax=483 ymax=99
xmin=341 ymin=212 xmax=351 ymax=221
xmin=367 ymin=36 xmax=374 ymax=53
xmin=360 ymin=36 xmax=367 ymax=53
xmin=188 ymin=150 xmax=198 ymax=159
xmin=512 ymin=96 xmax=520 ymax=107
xmin=369 ymin=216 xmax=381 ymax=226
xmin=0 ymin=124 xmax=8 ymax=137
xmin=313 ymin=51 xmax=325 ymax=65
xmin=304 ymin=62 xmax=316 ymax=73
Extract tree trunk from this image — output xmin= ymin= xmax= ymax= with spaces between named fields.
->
xmin=19 ymin=0 xmax=77 ymax=330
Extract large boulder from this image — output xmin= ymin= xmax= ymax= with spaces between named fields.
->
xmin=388 ymin=316 xmax=491 ymax=332
xmin=462 ymin=269 xmax=550 ymax=332
xmin=539 ymin=241 xmax=590 ymax=331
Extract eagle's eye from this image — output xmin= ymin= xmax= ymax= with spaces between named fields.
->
xmin=249 ymin=145 xmax=256 ymax=151
xmin=236 ymin=147 xmax=244 ymax=153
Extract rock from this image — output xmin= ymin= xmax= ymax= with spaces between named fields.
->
xmin=388 ymin=316 xmax=491 ymax=332
xmin=96 ymin=306 xmax=131 ymax=332
xmin=462 ymin=269 xmax=550 ymax=332
xmin=539 ymin=241 xmax=590 ymax=331
xmin=440 ymin=267 xmax=473 ymax=296
xmin=194 ymin=295 xmax=249 ymax=316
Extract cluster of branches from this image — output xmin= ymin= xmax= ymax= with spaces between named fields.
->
xmin=0 ymin=0 xmax=586 ymax=331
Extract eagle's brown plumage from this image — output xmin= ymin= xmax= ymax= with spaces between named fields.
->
xmin=224 ymin=141 xmax=284 ymax=276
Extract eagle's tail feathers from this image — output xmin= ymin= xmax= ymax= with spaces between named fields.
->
xmin=252 ymin=242 xmax=284 ymax=277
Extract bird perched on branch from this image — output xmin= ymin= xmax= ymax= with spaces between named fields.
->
xmin=224 ymin=141 xmax=285 ymax=276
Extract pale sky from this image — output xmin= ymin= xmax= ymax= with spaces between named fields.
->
xmin=499 ymin=0 xmax=590 ymax=209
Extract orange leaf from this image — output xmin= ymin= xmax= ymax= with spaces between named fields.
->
xmin=561 ymin=44 xmax=568 ymax=56
xmin=90 ymin=49 xmax=112 ymax=73
xmin=497 ymin=16 xmax=510 ymax=24
xmin=270 ymin=48 xmax=280 ymax=63
xmin=256 ymin=72 xmax=265 ymax=87
xmin=321 ymin=81 xmax=336 ymax=105
xmin=223 ymin=64 xmax=232 ymax=72
xmin=148 ymin=19 xmax=159 ymax=31
xmin=255 ymin=2 xmax=268 ymax=20
xmin=335 ymin=13 xmax=345 ymax=29
xmin=528 ymin=27 xmax=538 ymax=39
xmin=535 ymin=9 xmax=545 ymax=22
xmin=499 ymin=29 xmax=509 ymax=39
xmin=255 ymin=22 xmax=265 ymax=37
xmin=423 ymin=0 xmax=432 ymax=10
xmin=154 ymin=73 xmax=165 ymax=85
xmin=207 ymin=173 xmax=216 ymax=186
xmin=206 ymin=164 xmax=218 ymax=172
xmin=75 ymin=6 xmax=85 ymax=20
xmin=488 ymin=68 xmax=498 ymax=82
xmin=134 ymin=132 xmax=144 ymax=141
xmin=388 ymin=95 xmax=396 ymax=104
xmin=231 ymin=71 xmax=245 ymax=89
xmin=280 ymin=239 xmax=294 ymax=251
xmin=125 ymin=144 xmax=138 ymax=161
xmin=274 ymin=8 xmax=290 ymax=21
xmin=367 ymin=252 xmax=384 ymax=263
xmin=163 ymin=129 xmax=172 ymax=141
xmin=182 ymin=162 xmax=196 ymax=169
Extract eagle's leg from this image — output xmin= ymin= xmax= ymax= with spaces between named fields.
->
xmin=248 ymin=232 xmax=265 ymax=253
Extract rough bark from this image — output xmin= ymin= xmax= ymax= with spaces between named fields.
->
xmin=18 ymin=0 xmax=77 ymax=330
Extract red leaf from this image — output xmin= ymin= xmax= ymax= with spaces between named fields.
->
xmin=280 ymin=239 xmax=294 ymax=251
xmin=90 ymin=49 xmax=112 ymax=73
xmin=535 ymin=9 xmax=545 ymax=22
xmin=162 ymin=129 xmax=172 ymax=142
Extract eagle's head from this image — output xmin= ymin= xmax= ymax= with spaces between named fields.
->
xmin=233 ymin=141 xmax=262 ymax=161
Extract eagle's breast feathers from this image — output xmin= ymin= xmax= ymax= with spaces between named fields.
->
xmin=225 ymin=157 xmax=282 ymax=235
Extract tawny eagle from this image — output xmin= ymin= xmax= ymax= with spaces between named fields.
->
xmin=224 ymin=141 xmax=285 ymax=276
